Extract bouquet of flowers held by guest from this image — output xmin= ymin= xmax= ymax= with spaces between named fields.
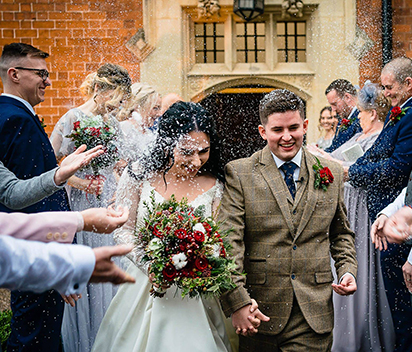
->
xmin=137 ymin=192 xmax=238 ymax=299
xmin=66 ymin=114 xmax=119 ymax=176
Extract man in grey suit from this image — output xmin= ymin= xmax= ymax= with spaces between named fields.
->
xmin=219 ymin=89 xmax=358 ymax=351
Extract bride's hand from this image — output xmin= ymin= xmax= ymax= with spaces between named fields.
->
xmin=61 ymin=293 xmax=82 ymax=307
xmin=68 ymin=175 xmax=104 ymax=195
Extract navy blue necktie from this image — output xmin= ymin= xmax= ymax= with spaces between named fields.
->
xmin=280 ymin=162 xmax=297 ymax=199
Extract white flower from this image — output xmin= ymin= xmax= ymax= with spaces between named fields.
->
xmin=193 ymin=223 xmax=206 ymax=234
xmin=148 ymin=238 xmax=163 ymax=251
xmin=212 ymin=243 xmax=221 ymax=258
xmin=172 ymin=252 xmax=188 ymax=270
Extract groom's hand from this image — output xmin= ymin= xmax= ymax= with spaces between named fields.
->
xmin=331 ymin=273 xmax=357 ymax=296
xmin=370 ymin=214 xmax=388 ymax=250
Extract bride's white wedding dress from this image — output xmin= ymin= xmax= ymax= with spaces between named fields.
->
xmin=92 ymin=170 xmax=237 ymax=352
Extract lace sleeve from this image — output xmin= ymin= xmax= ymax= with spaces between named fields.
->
xmin=50 ymin=109 xmax=80 ymax=160
xmin=113 ymin=165 xmax=149 ymax=274
xmin=212 ymin=180 xmax=224 ymax=218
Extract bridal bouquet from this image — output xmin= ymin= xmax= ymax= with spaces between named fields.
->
xmin=137 ymin=193 xmax=238 ymax=299
xmin=66 ymin=114 xmax=119 ymax=175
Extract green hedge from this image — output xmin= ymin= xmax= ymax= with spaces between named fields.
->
xmin=0 ymin=310 xmax=12 ymax=350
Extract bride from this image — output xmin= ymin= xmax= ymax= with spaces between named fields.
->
xmin=92 ymin=101 xmax=238 ymax=352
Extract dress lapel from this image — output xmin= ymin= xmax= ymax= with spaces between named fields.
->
xmin=259 ymin=146 xmax=295 ymax=236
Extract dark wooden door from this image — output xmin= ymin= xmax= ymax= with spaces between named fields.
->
xmin=200 ymin=92 xmax=267 ymax=166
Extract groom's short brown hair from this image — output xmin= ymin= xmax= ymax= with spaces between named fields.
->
xmin=259 ymin=89 xmax=305 ymax=125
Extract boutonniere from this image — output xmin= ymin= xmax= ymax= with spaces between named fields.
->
xmin=338 ymin=117 xmax=354 ymax=133
xmin=388 ymin=106 xmax=409 ymax=126
xmin=313 ymin=157 xmax=334 ymax=191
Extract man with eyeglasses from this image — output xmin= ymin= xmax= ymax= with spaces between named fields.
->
xmin=0 ymin=43 xmax=71 ymax=351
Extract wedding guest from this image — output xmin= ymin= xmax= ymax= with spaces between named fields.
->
xmin=0 ymin=145 xmax=102 ymax=209
xmin=0 ymin=42 xmax=71 ymax=352
xmin=0 ymin=236 xmax=134 ymax=294
xmin=218 ymin=89 xmax=357 ymax=351
xmin=160 ymin=92 xmax=183 ymax=114
xmin=348 ymin=57 xmax=412 ymax=352
xmin=325 ymin=79 xmax=361 ymax=152
xmin=50 ymin=64 xmax=132 ymax=352
xmin=316 ymin=106 xmax=335 ymax=149
xmin=93 ymin=102 xmax=249 ymax=352
xmin=310 ymin=83 xmax=395 ymax=351
xmin=118 ymin=82 xmax=162 ymax=162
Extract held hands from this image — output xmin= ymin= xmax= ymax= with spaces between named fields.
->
xmin=331 ymin=273 xmax=357 ymax=296
xmin=381 ymin=207 xmax=412 ymax=245
xmin=81 ymin=205 xmax=129 ymax=233
xmin=90 ymin=244 xmax=136 ymax=285
xmin=54 ymin=145 xmax=104 ymax=185
xmin=232 ymin=299 xmax=270 ymax=336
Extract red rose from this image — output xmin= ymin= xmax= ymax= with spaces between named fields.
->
xmin=73 ymin=121 xmax=80 ymax=129
xmin=195 ymin=257 xmax=209 ymax=271
xmin=153 ymin=223 xmax=163 ymax=238
xmin=162 ymin=264 xmax=177 ymax=281
xmin=391 ymin=106 xmax=402 ymax=118
xmin=341 ymin=118 xmax=350 ymax=126
xmin=324 ymin=167 xmax=334 ymax=183
xmin=174 ymin=229 xmax=187 ymax=239
xmin=319 ymin=169 xmax=327 ymax=179
xmin=193 ymin=231 xmax=205 ymax=243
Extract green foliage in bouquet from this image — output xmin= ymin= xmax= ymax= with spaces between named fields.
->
xmin=0 ymin=310 xmax=12 ymax=350
xmin=136 ymin=192 xmax=239 ymax=299
xmin=66 ymin=115 xmax=119 ymax=175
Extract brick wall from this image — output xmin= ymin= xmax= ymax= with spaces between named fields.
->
xmin=392 ymin=0 xmax=412 ymax=58
xmin=357 ymin=0 xmax=383 ymax=86
xmin=0 ymin=0 xmax=143 ymax=134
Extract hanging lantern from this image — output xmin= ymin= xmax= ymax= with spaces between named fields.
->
xmin=233 ymin=0 xmax=264 ymax=21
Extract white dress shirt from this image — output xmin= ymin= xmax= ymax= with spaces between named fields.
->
xmin=0 ymin=236 xmax=95 ymax=295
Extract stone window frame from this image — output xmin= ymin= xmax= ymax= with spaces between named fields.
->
xmin=183 ymin=6 xmax=313 ymax=77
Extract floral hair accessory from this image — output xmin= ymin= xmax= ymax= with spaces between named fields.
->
xmin=313 ymin=157 xmax=334 ymax=191
xmin=388 ymin=106 xmax=409 ymax=126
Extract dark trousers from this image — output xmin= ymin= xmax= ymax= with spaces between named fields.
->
xmin=7 ymin=290 xmax=64 ymax=352
xmin=380 ymin=242 xmax=412 ymax=352
xmin=239 ymin=298 xmax=332 ymax=352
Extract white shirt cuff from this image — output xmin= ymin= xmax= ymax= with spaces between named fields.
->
xmin=408 ymin=249 xmax=412 ymax=265
xmin=339 ymin=272 xmax=355 ymax=284
xmin=65 ymin=245 xmax=95 ymax=295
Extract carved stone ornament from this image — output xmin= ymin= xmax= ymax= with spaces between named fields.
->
xmin=346 ymin=25 xmax=375 ymax=61
xmin=197 ymin=0 xmax=221 ymax=19
xmin=126 ymin=28 xmax=155 ymax=62
xmin=281 ymin=0 xmax=304 ymax=19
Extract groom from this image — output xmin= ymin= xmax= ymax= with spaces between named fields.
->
xmin=219 ymin=89 xmax=358 ymax=351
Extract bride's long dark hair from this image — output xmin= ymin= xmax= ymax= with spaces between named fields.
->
xmin=128 ymin=101 xmax=224 ymax=183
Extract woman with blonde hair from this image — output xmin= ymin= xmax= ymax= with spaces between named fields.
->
xmin=119 ymin=82 xmax=162 ymax=162
xmin=50 ymin=63 xmax=132 ymax=352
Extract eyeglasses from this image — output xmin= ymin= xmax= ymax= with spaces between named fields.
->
xmin=14 ymin=67 xmax=50 ymax=81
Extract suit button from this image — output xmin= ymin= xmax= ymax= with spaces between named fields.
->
xmin=62 ymin=232 xmax=68 ymax=240
xmin=293 ymin=245 xmax=297 ymax=250
xmin=54 ymin=232 xmax=60 ymax=240
xmin=46 ymin=232 xmax=53 ymax=240
xmin=291 ymin=274 xmax=296 ymax=280
xmin=74 ymin=283 xmax=79 ymax=290
xmin=293 ymin=210 xmax=297 ymax=214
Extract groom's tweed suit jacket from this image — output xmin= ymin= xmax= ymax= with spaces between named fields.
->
xmin=219 ymin=146 xmax=357 ymax=335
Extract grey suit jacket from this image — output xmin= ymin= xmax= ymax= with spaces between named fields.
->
xmin=219 ymin=146 xmax=357 ymax=335
xmin=0 ymin=161 xmax=63 ymax=210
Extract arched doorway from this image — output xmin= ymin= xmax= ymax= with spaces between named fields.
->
xmin=200 ymin=84 xmax=306 ymax=165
